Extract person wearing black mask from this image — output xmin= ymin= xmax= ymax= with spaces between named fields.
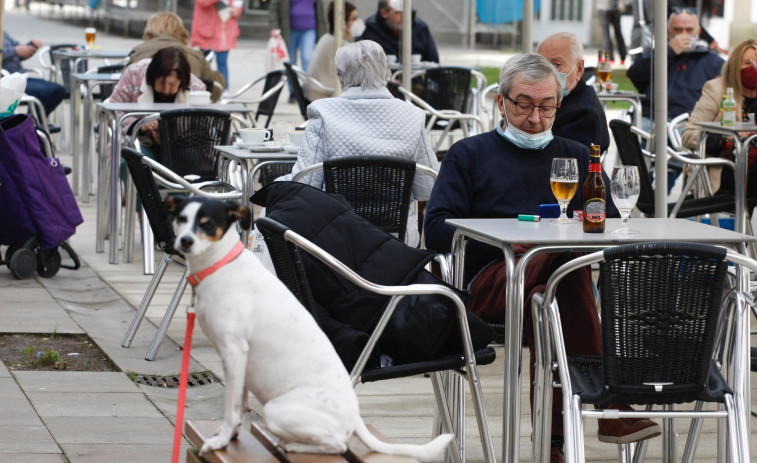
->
xmin=682 ymin=39 xmax=757 ymax=197
xmin=109 ymin=46 xmax=207 ymax=158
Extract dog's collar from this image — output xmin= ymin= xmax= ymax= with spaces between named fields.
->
xmin=186 ymin=242 xmax=245 ymax=287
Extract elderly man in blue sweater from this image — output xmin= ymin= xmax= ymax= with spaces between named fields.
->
xmin=424 ymin=53 xmax=659 ymax=463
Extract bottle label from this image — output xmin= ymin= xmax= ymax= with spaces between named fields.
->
xmin=584 ymin=199 xmax=606 ymax=222
xmin=588 ymin=163 xmax=602 ymax=173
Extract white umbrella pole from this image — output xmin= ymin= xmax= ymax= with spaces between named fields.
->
xmin=334 ymin=0 xmax=343 ymax=96
xmin=653 ymin=0 xmax=668 ymax=215
xmin=401 ymin=0 xmax=412 ymax=90
xmin=522 ymin=0 xmax=533 ymax=53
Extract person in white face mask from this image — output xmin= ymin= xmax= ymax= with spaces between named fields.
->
xmin=425 ymin=53 xmax=655 ymax=463
xmin=537 ymin=32 xmax=610 ymax=154
xmin=306 ymin=1 xmax=362 ymax=101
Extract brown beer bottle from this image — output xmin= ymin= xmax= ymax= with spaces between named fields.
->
xmin=583 ymin=145 xmax=606 ymax=233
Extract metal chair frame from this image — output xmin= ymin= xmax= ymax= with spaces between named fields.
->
xmin=220 ymin=70 xmax=288 ymax=128
xmin=610 ymin=119 xmax=749 ymax=225
xmin=120 ymin=147 xmax=242 ymax=361
xmin=531 ymin=242 xmax=754 ymax=463
xmin=254 ymin=216 xmax=496 ymax=463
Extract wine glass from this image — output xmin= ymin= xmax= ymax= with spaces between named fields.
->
xmin=550 ymin=158 xmax=579 ymax=224
xmin=610 ymin=166 xmax=641 ymax=234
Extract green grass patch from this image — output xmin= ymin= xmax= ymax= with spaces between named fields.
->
xmin=478 ymin=67 xmax=637 ymax=110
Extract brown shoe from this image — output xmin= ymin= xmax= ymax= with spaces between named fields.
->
xmin=550 ymin=446 xmax=565 ymax=463
xmin=597 ymin=405 xmax=661 ymax=444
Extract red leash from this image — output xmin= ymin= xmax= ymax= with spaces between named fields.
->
xmin=172 ymin=309 xmax=196 ymax=463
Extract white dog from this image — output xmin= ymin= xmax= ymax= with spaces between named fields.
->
xmin=164 ymin=197 xmax=453 ymax=459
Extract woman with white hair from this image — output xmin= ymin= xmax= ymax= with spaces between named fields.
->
xmin=280 ymin=40 xmax=439 ymax=247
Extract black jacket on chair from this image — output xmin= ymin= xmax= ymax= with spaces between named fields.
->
xmin=251 ymin=181 xmax=495 ymax=370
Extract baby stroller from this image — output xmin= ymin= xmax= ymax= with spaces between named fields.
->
xmin=0 ymin=114 xmax=82 ymax=279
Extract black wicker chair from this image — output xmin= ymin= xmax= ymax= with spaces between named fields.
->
xmin=153 ymin=108 xmax=234 ymax=181
xmin=291 ymin=156 xmax=423 ymax=243
xmin=609 ymin=119 xmax=755 ymax=222
xmin=120 ymin=147 xmax=188 ymax=361
xmin=249 ymin=160 xmax=295 ymax=196
xmin=120 ymin=147 xmax=241 ymax=361
xmin=531 ymin=242 xmax=753 ymax=463
xmin=254 ymin=216 xmax=497 ymax=463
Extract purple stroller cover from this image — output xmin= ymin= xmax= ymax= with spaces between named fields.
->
xmin=0 ymin=115 xmax=83 ymax=249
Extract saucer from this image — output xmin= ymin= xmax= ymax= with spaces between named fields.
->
xmin=283 ymin=145 xmax=300 ymax=154
xmin=235 ymin=141 xmax=269 ymax=149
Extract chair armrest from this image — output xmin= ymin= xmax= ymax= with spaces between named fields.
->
xmin=140 ymin=155 xmax=243 ymax=200
xmin=397 ymin=85 xmax=485 ymax=131
xmin=291 ymin=162 xmax=324 ymax=182
xmin=277 ymin=224 xmax=477 ymax=386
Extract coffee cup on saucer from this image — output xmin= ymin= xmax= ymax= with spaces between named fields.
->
xmin=239 ymin=128 xmax=272 ymax=145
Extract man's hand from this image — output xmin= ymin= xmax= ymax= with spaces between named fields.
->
xmin=669 ymin=34 xmax=694 ymax=55
xmin=15 ymin=44 xmax=37 ymax=60
xmin=29 ymin=39 xmax=43 ymax=49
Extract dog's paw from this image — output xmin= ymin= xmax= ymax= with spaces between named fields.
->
xmin=199 ymin=435 xmax=231 ymax=455
xmin=199 ymin=425 xmax=238 ymax=456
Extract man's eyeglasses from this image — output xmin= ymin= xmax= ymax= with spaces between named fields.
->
xmin=670 ymin=6 xmax=697 ymax=16
xmin=505 ymin=96 xmax=558 ymax=118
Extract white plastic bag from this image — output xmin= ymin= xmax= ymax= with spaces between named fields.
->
xmin=265 ymin=30 xmax=289 ymax=73
xmin=249 ymin=207 xmax=276 ymax=274
xmin=0 ymin=73 xmax=28 ymax=121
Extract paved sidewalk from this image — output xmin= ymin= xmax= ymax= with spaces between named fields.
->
xmin=0 ymin=6 xmax=754 ymax=463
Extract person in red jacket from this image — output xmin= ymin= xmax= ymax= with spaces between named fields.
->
xmin=191 ymin=0 xmax=243 ymax=92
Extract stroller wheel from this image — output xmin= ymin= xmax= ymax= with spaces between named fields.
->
xmin=37 ymin=248 xmax=61 ymax=278
xmin=9 ymin=248 xmax=36 ymax=279
xmin=5 ymin=246 xmax=20 ymax=269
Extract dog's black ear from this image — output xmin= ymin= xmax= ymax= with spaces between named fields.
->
xmin=163 ymin=197 xmax=184 ymax=217
xmin=225 ymin=201 xmax=252 ymax=230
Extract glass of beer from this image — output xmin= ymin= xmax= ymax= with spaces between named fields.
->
xmin=596 ymin=60 xmax=612 ymax=92
xmin=550 ymin=157 xmax=579 ymax=223
xmin=85 ymin=27 xmax=96 ymax=47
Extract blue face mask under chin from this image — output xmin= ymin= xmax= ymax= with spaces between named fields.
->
xmin=498 ymin=112 xmax=554 ymax=150
xmin=557 ymin=62 xmax=577 ymax=97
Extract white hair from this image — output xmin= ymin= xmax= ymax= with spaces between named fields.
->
xmin=537 ymin=32 xmax=583 ymax=62
xmin=335 ymin=40 xmax=390 ymax=90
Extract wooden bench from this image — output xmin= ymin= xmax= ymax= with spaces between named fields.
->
xmin=186 ymin=420 xmax=418 ymax=463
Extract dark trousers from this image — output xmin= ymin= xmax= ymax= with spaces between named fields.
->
xmin=599 ymin=9 xmax=628 ymax=62
xmin=25 ymin=78 xmax=66 ymax=116
xmin=467 ymin=249 xmax=602 ymax=435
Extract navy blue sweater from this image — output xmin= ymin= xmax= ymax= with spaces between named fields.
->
xmin=627 ymin=45 xmax=724 ymax=118
xmin=424 ymin=129 xmax=617 ymax=276
xmin=553 ymin=79 xmax=610 ymax=154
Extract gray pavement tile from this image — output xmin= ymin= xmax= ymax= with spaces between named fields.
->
xmin=0 ymin=304 xmax=82 ymax=334
xmin=0 ymin=287 xmax=59 ymax=303
xmin=25 ymin=391 xmax=164 ymax=418
xmin=140 ymin=382 xmax=226 ymax=422
xmin=43 ymin=416 xmax=175 ymax=444
xmin=13 ymin=371 xmax=137 ymax=393
xmin=0 ymin=425 xmax=60 ymax=453
xmin=0 ymin=380 xmax=47 ymax=425
xmin=0 ymin=455 xmax=67 ymax=462
xmin=61 ymin=443 xmax=184 ymax=463
xmin=0 ymin=360 xmax=10 ymax=378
